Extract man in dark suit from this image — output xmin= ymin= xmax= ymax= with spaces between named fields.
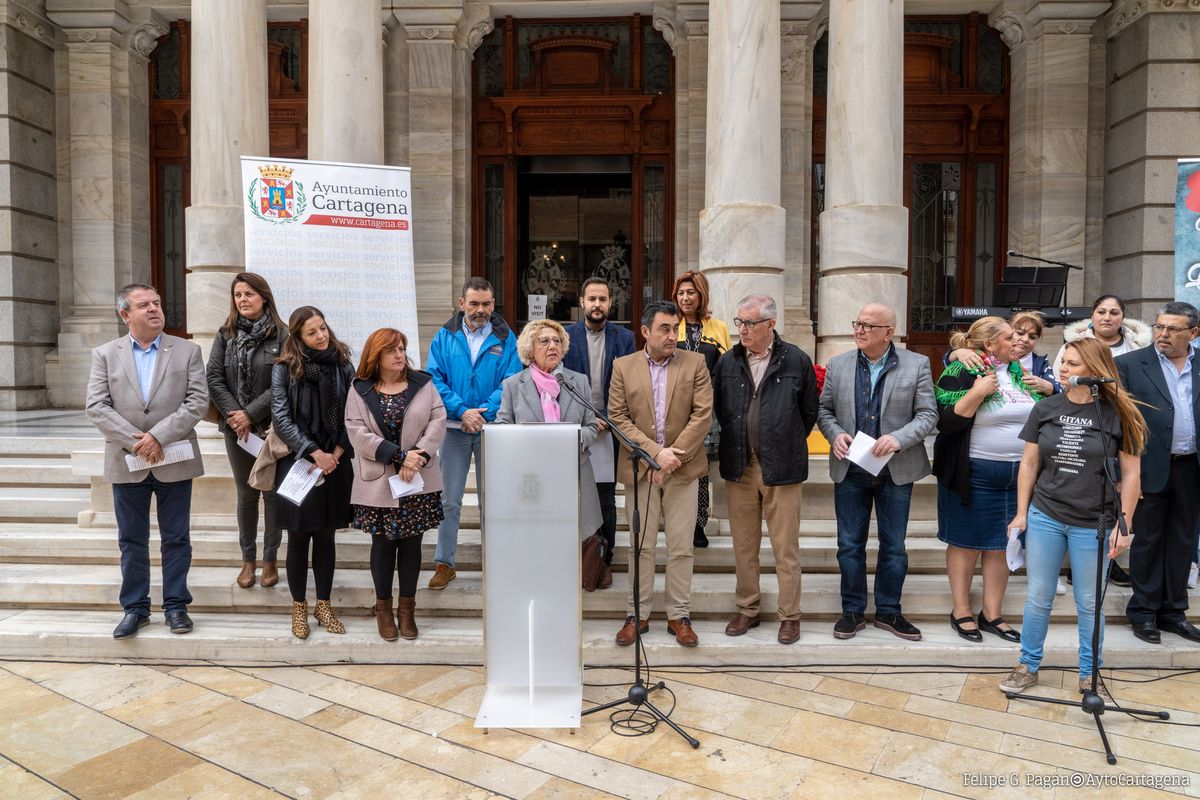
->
xmin=563 ymin=277 xmax=636 ymax=587
xmin=85 ymin=284 xmax=208 ymax=638
xmin=1116 ymin=301 xmax=1200 ymax=644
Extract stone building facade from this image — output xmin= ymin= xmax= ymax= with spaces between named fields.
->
xmin=0 ymin=0 xmax=1196 ymax=410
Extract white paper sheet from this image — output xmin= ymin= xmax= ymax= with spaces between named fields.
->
xmin=846 ymin=431 xmax=894 ymax=477
xmin=277 ymin=459 xmax=322 ymax=506
xmin=388 ymin=471 xmax=425 ymax=499
xmin=236 ymin=432 xmax=265 ymax=458
xmin=588 ymin=430 xmax=615 ymax=483
xmin=1006 ymin=530 xmax=1025 ymax=571
xmin=124 ymin=440 xmax=195 ymax=472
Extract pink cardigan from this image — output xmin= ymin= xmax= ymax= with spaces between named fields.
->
xmin=344 ymin=371 xmax=446 ymax=508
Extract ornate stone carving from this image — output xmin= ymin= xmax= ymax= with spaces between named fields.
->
xmin=990 ymin=13 xmax=1025 ymax=48
xmin=129 ymin=18 xmax=169 ymax=59
xmin=457 ymin=4 xmax=494 ymax=56
xmin=652 ymin=7 xmax=677 ymax=54
xmin=781 ymin=39 xmax=806 ymax=83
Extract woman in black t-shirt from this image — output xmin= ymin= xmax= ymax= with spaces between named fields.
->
xmin=999 ymin=338 xmax=1147 ymax=702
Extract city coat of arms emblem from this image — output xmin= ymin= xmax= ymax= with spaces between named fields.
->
xmin=248 ymin=164 xmax=306 ymax=224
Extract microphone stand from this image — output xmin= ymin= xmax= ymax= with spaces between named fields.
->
xmin=1003 ymin=382 xmax=1168 ymax=763
xmin=557 ymin=374 xmax=700 ymax=748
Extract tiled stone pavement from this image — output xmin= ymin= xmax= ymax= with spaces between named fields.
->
xmin=0 ymin=661 xmax=1197 ymax=799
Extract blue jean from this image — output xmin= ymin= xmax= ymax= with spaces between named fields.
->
xmin=435 ymin=426 xmax=482 ymax=569
xmin=834 ymin=466 xmax=914 ymax=616
xmin=1019 ymin=505 xmax=1108 ymax=677
xmin=112 ymin=474 xmax=193 ymax=616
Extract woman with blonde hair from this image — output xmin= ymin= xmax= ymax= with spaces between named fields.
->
xmin=1000 ymin=337 xmax=1145 ymax=701
xmin=673 ymin=270 xmax=730 ymax=548
xmin=345 ymin=328 xmax=446 ymax=641
xmin=934 ymin=316 xmax=1041 ymax=643
xmin=496 ymin=319 xmax=603 ymax=544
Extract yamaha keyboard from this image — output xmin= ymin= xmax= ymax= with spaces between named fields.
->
xmin=949 ymin=306 xmax=1092 ymax=325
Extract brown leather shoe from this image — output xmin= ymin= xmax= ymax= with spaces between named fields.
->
xmin=667 ymin=616 xmax=699 ymax=647
xmin=236 ymin=561 xmax=256 ymax=589
xmin=724 ymin=613 xmax=760 ymax=637
xmin=428 ymin=563 xmax=456 ymax=590
xmin=778 ymin=619 xmax=800 ymax=645
xmin=375 ymin=599 xmax=398 ymax=641
xmin=259 ymin=561 xmax=279 ymax=587
xmin=397 ymin=596 xmax=418 ymax=640
xmin=615 ymin=616 xmax=649 ymax=646
xmin=597 ymin=564 xmax=613 ymax=589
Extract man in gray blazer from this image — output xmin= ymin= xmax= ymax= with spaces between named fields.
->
xmin=817 ymin=303 xmax=938 ymax=641
xmin=85 ymin=284 xmax=208 ymax=638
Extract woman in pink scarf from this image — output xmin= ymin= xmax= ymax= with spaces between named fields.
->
xmin=496 ymin=319 xmax=603 ymax=543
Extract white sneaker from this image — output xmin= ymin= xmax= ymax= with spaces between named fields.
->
xmin=1189 ymin=562 xmax=1198 ymax=590
xmin=1056 ymin=578 xmax=1067 ymax=596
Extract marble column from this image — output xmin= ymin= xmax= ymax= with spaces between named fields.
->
xmin=816 ymin=0 xmax=906 ymax=360
xmin=698 ymin=0 xmax=786 ymax=329
xmin=0 ymin=3 xmax=57 ymax=409
xmin=779 ymin=20 xmax=816 ymax=352
xmin=308 ymin=0 xmax=384 ymax=164
xmin=996 ymin=3 xmax=1109 ymax=314
xmin=43 ymin=4 xmax=165 ymax=407
xmin=185 ymin=0 xmax=267 ymax=355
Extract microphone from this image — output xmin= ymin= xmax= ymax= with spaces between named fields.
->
xmin=1068 ymin=376 xmax=1116 ymax=386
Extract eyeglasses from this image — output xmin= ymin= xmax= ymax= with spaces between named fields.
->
xmin=535 ymin=336 xmax=563 ymax=346
xmin=1152 ymin=324 xmax=1195 ymax=335
xmin=733 ymin=318 xmax=771 ymax=330
xmin=851 ymin=321 xmax=889 ymax=332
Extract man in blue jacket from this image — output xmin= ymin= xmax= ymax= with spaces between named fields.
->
xmin=427 ymin=277 xmax=522 ymax=589
xmin=563 ymin=277 xmax=636 ymax=586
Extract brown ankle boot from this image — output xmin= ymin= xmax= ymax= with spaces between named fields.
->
xmin=236 ymin=561 xmax=256 ymax=589
xmin=291 ymin=601 xmax=309 ymax=639
xmin=314 ymin=600 xmax=345 ymax=634
xmin=397 ymin=596 xmax=418 ymax=640
xmin=260 ymin=561 xmax=278 ymax=587
xmin=375 ymin=598 xmax=398 ymax=641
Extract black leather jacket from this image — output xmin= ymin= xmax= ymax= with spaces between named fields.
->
xmin=712 ymin=333 xmax=820 ymax=485
xmin=270 ymin=360 xmax=355 ymax=458
xmin=205 ymin=326 xmax=288 ymax=434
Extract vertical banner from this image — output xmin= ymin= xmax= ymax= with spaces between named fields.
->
xmin=1175 ymin=158 xmax=1200 ymax=305
xmin=241 ymin=157 xmax=420 ymax=365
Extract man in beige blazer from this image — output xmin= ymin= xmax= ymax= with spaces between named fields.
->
xmin=85 ymin=284 xmax=208 ymax=639
xmin=609 ymin=300 xmax=713 ymax=647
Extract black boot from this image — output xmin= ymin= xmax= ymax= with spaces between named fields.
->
xmin=693 ymin=523 xmax=709 ymax=549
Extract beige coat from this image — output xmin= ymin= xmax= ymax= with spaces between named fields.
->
xmin=85 ymin=333 xmax=208 ymax=484
xmin=608 ymin=349 xmax=713 ymax=486
xmin=344 ymin=371 xmax=446 ymax=508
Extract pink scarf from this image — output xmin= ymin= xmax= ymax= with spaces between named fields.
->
xmin=529 ymin=364 xmax=561 ymax=422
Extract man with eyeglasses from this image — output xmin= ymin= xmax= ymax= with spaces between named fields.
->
xmin=817 ymin=303 xmax=938 ymax=641
xmin=563 ymin=277 xmax=636 ymax=588
xmin=712 ymin=294 xmax=819 ymax=644
xmin=1116 ymin=301 xmax=1200 ymax=644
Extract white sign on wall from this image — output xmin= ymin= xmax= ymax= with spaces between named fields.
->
xmin=241 ymin=156 xmax=420 ymax=365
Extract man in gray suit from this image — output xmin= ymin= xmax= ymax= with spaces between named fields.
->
xmin=817 ymin=303 xmax=938 ymax=641
xmin=85 ymin=284 xmax=208 ymax=638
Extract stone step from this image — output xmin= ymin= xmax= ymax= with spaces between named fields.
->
xmin=0 ymin=487 xmax=91 ymax=523
xmin=0 ymin=458 xmax=90 ymax=487
xmin=0 ymin=609 xmax=1193 ymax=670
xmin=0 ymin=563 xmax=1139 ymax=622
xmin=0 ymin=435 xmax=98 ymax=457
xmin=0 ymin=523 xmax=955 ymax=573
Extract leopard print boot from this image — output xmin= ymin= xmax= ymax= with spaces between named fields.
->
xmin=314 ymin=600 xmax=345 ymax=634
xmin=291 ymin=601 xmax=310 ymax=639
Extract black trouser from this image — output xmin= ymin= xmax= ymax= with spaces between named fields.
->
xmin=285 ymin=528 xmax=336 ymax=602
xmin=223 ymin=431 xmax=281 ymax=562
xmin=1128 ymin=457 xmax=1199 ymax=624
xmin=370 ymin=535 xmax=422 ymax=599
xmin=596 ymin=481 xmax=617 ymax=565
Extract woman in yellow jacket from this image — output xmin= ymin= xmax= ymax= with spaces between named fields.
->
xmin=673 ymin=270 xmax=731 ymax=548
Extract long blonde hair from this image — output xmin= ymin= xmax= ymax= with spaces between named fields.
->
xmin=949 ymin=316 xmax=1009 ymax=352
xmin=1063 ymin=338 xmax=1147 ymax=455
